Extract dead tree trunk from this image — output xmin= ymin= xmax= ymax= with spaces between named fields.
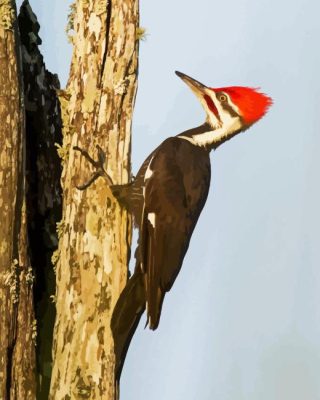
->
xmin=0 ymin=1 xmax=36 ymax=398
xmin=18 ymin=1 xmax=63 ymax=398
xmin=49 ymin=1 xmax=139 ymax=398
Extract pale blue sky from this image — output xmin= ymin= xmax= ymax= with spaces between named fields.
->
xmin=17 ymin=0 xmax=320 ymax=398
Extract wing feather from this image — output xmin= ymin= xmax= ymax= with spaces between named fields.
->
xmin=138 ymin=138 xmax=210 ymax=329
xmin=139 ymin=142 xmax=190 ymax=328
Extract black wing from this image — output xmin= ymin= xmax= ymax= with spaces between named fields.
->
xmin=139 ymin=138 xmax=210 ymax=329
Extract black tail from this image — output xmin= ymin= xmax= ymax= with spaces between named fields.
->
xmin=111 ymin=271 xmax=146 ymax=383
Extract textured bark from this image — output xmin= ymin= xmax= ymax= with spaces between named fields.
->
xmin=0 ymin=0 xmax=36 ymax=398
xmin=50 ymin=0 xmax=139 ymax=398
xmin=18 ymin=1 xmax=63 ymax=398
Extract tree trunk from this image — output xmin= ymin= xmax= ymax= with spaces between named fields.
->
xmin=50 ymin=0 xmax=139 ymax=398
xmin=18 ymin=1 xmax=63 ymax=397
xmin=0 ymin=1 xmax=36 ymax=398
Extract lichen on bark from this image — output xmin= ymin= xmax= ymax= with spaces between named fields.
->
xmin=0 ymin=0 xmax=16 ymax=30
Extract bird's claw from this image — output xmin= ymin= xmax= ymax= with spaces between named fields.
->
xmin=73 ymin=145 xmax=113 ymax=190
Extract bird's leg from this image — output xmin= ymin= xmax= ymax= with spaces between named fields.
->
xmin=74 ymin=145 xmax=114 ymax=190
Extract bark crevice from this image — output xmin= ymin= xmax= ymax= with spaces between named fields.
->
xmin=99 ymin=0 xmax=112 ymax=88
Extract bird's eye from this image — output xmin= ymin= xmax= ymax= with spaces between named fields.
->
xmin=219 ymin=94 xmax=227 ymax=102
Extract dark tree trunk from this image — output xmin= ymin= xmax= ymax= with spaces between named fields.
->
xmin=18 ymin=2 xmax=63 ymax=397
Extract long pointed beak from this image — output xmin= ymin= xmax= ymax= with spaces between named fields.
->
xmin=175 ymin=71 xmax=208 ymax=95
xmin=176 ymin=71 xmax=222 ymax=127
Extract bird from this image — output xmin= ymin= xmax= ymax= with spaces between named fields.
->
xmin=75 ymin=71 xmax=272 ymax=332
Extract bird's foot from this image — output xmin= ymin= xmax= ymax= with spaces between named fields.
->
xmin=73 ymin=145 xmax=114 ymax=190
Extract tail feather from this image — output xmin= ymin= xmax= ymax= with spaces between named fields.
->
xmin=111 ymin=271 xmax=146 ymax=382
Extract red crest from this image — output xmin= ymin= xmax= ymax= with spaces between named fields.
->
xmin=212 ymin=86 xmax=273 ymax=124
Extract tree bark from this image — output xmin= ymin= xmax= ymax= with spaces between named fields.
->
xmin=0 ymin=1 xmax=36 ymax=398
xmin=50 ymin=0 xmax=139 ymax=398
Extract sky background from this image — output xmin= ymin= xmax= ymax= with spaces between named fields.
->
xmin=16 ymin=0 xmax=320 ymax=398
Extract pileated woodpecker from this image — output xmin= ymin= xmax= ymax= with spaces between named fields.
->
xmin=75 ymin=71 xmax=272 ymax=333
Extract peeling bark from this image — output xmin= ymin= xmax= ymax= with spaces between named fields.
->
xmin=50 ymin=0 xmax=139 ymax=399
xmin=0 ymin=0 xmax=36 ymax=398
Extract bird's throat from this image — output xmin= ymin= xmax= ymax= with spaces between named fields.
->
xmin=178 ymin=119 xmax=242 ymax=149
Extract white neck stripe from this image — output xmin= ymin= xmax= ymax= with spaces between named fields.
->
xmin=178 ymin=117 xmax=242 ymax=148
xmin=178 ymin=135 xmax=198 ymax=145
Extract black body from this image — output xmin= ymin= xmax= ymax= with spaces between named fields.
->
xmin=111 ymin=130 xmax=211 ymax=329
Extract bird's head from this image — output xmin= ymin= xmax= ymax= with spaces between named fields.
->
xmin=176 ymin=71 xmax=273 ymax=148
